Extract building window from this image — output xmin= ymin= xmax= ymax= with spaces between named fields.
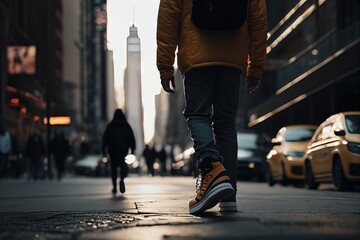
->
xmin=337 ymin=0 xmax=358 ymax=29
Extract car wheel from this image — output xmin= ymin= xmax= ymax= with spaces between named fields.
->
xmin=305 ymin=162 xmax=319 ymax=190
xmin=333 ymin=157 xmax=351 ymax=191
xmin=281 ymin=162 xmax=288 ymax=186
xmin=267 ymin=166 xmax=274 ymax=186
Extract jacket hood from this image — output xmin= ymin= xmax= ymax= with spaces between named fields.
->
xmin=112 ymin=109 xmax=127 ymax=124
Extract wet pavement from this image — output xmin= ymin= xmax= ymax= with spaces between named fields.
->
xmin=0 ymin=176 xmax=359 ymax=239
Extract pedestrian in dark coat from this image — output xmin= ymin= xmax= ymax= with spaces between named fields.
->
xmin=158 ymin=147 xmax=167 ymax=176
xmin=102 ymin=109 xmax=136 ymax=194
xmin=143 ymin=145 xmax=155 ymax=176
xmin=51 ymin=131 xmax=69 ymax=180
xmin=25 ymin=132 xmax=45 ymax=180
xmin=0 ymin=128 xmax=12 ymax=178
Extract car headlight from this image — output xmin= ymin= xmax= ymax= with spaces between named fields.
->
xmin=237 ymin=149 xmax=253 ymax=158
xmin=285 ymin=151 xmax=304 ymax=158
xmin=266 ymin=149 xmax=277 ymax=159
xmin=267 ymin=149 xmax=277 ymax=159
xmin=125 ymin=154 xmax=136 ymax=164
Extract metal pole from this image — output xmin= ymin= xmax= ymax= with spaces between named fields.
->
xmin=45 ymin=1 xmax=53 ymax=180
xmin=0 ymin=4 xmax=8 ymax=130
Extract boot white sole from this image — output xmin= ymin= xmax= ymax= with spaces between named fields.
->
xmin=189 ymin=182 xmax=234 ymax=214
xmin=219 ymin=201 xmax=237 ymax=212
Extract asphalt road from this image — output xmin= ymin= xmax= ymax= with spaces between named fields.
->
xmin=0 ymin=176 xmax=359 ymax=240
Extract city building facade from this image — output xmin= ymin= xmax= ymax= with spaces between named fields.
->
xmin=247 ymin=0 xmax=360 ymax=136
xmin=0 ymin=0 xmax=64 ymax=154
xmin=0 ymin=0 xmax=111 ymax=160
xmin=78 ymin=0 xmax=108 ymax=153
xmin=62 ymin=0 xmax=82 ymax=157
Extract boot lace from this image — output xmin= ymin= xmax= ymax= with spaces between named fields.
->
xmin=195 ymin=169 xmax=203 ymax=193
xmin=195 ymin=169 xmax=212 ymax=197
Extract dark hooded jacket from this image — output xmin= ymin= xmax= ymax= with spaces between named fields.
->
xmin=102 ymin=109 xmax=136 ymax=158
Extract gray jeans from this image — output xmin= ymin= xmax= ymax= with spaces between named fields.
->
xmin=183 ymin=66 xmax=240 ymax=191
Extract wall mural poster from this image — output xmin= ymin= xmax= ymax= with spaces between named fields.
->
xmin=7 ymin=46 xmax=36 ymax=75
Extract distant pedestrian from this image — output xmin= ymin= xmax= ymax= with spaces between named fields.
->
xmin=0 ymin=128 xmax=12 ymax=178
xmin=143 ymin=144 xmax=156 ymax=176
xmin=102 ymin=109 xmax=136 ymax=195
xmin=25 ymin=132 xmax=45 ymax=180
xmin=157 ymin=0 xmax=267 ymax=214
xmin=158 ymin=147 xmax=167 ymax=176
xmin=51 ymin=131 xmax=70 ymax=180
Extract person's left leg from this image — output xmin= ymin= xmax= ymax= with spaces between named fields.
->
xmin=183 ymin=67 xmax=221 ymax=164
xmin=119 ymin=160 xmax=128 ymax=193
xmin=55 ymin=158 xmax=62 ymax=180
xmin=213 ymin=66 xmax=240 ymax=191
xmin=119 ymin=160 xmax=128 ymax=180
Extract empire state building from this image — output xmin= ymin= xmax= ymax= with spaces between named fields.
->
xmin=124 ymin=24 xmax=144 ymax=156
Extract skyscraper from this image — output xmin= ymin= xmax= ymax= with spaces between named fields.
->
xmin=124 ymin=24 xmax=144 ymax=156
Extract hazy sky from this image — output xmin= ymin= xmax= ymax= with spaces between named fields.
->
xmin=107 ymin=0 xmax=161 ymax=143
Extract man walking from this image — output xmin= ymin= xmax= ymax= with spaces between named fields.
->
xmin=50 ymin=131 xmax=70 ymax=180
xmin=102 ymin=109 xmax=136 ymax=195
xmin=26 ymin=132 xmax=45 ymax=180
xmin=143 ymin=144 xmax=155 ymax=176
xmin=0 ymin=128 xmax=12 ymax=178
xmin=157 ymin=0 xmax=267 ymax=214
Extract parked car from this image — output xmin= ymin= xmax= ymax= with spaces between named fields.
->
xmin=267 ymin=125 xmax=318 ymax=186
xmin=303 ymin=112 xmax=360 ymax=191
xmin=173 ymin=147 xmax=197 ymax=176
xmin=74 ymin=154 xmax=109 ymax=177
xmin=237 ymin=132 xmax=269 ymax=181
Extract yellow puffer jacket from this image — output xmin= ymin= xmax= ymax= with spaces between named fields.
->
xmin=157 ymin=0 xmax=267 ymax=81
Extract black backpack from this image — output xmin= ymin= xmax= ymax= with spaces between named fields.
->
xmin=191 ymin=0 xmax=248 ymax=31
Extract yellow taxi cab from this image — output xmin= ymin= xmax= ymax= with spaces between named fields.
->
xmin=267 ymin=125 xmax=318 ymax=186
xmin=304 ymin=112 xmax=360 ymax=191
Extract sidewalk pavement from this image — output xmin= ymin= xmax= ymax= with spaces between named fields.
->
xmin=0 ymin=176 xmax=359 ymax=240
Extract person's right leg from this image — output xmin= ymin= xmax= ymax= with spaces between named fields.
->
xmin=212 ymin=66 xmax=241 ymax=212
xmin=0 ymin=155 xmax=6 ymax=178
xmin=110 ymin=157 xmax=118 ymax=194
xmin=150 ymin=160 xmax=155 ymax=176
xmin=55 ymin=158 xmax=62 ymax=180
